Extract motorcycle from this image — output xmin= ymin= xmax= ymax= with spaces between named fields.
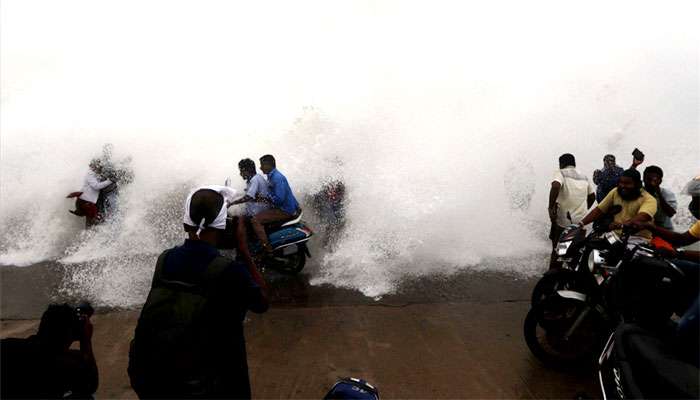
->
xmin=524 ymin=227 xmax=689 ymax=367
xmin=531 ymin=206 xmax=625 ymax=306
xmin=531 ymin=224 xmax=631 ymax=306
xmin=598 ymin=295 xmax=699 ymax=399
xmin=598 ymin=318 xmax=699 ymax=399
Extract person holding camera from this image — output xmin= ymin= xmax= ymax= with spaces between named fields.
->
xmin=1 ymin=303 xmax=98 ymax=399
xmin=128 ymin=186 xmax=268 ymax=399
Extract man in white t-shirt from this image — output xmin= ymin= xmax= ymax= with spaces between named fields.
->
xmin=231 ymin=158 xmax=270 ymax=216
xmin=548 ymin=153 xmax=595 ymax=268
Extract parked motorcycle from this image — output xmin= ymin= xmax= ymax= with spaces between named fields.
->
xmin=531 ymin=206 xmax=624 ymax=306
xmin=598 ymin=296 xmax=699 ymax=399
xmin=524 ymin=227 xmax=690 ymax=367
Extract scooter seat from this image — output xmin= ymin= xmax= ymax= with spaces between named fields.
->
xmin=265 ymin=210 xmax=303 ymax=232
xmin=280 ymin=211 xmax=303 ymax=227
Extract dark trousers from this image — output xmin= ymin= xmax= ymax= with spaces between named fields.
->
xmin=549 ymin=223 xmax=565 ymax=270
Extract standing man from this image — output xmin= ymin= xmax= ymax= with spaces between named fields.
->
xmin=593 ymin=154 xmax=624 ymax=203
xmin=548 ymin=153 xmax=595 ymax=269
xmin=250 ymin=155 xmax=300 ymax=253
xmin=129 ymin=186 xmax=268 ymax=399
xmin=643 ymin=165 xmax=677 ymax=230
xmin=231 ymin=158 xmax=270 ymax=217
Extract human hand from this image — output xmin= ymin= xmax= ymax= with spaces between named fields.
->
xmin=656 ymin=247 xmax=678 ymax=259
xmin=608 ymin=222 xmax=622 ymax=231
xmin=626 ymin=220 xmax=653 ymax=231
xmin=631 ymin=157 xmax=643 ymax=168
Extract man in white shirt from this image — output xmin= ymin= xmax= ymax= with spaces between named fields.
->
xmin=230 ymin=158 xmax=270 ymax=217
xmin=548 ymin=153 xmax=595 ymax=269
xmin=70 ymin=159 xmax=114 ymax=227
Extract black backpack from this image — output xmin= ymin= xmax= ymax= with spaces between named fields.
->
xmin=128 ymin=250 xmax=232 ymax=398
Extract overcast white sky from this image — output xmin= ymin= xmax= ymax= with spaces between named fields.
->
xmin=2 ymin=0 xmax=698 ymax=137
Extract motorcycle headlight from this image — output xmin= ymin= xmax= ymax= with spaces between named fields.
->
xmin=604 ymin=231 xmax=621 ymax=245
xmin=557 ymin=241 xmax=572 ymax=256
xmin=588 ymin=249 xmax=605 ymax=272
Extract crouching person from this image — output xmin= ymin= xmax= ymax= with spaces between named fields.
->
xmin=1 ymin=304 xmax=98 ymax=399
xmin=128 ymin=186 xmax=268 ymax=399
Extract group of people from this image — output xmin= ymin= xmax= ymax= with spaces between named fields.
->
xmin=231 ymin=155 xmax=301 ymax=254
xmin=4 ymin=154 xmax=302 ymax=399
xmin=129 ymin=154 xmax=301 ymax=398
xmin=5 ymin=147 xmax=699 ymax=399
xmin=69 ymin=149 xmax=301 ymax=258
xmin=548 ymin=151 xmax=700 ymax=269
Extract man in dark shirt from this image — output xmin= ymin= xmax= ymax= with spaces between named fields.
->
xmin=593 ymin=154 xmax=624 ymax=203
xmin=128 ymin=187 xmax=268 ymax=399
xmin=1 ymin=304 xmax=98 ymax=399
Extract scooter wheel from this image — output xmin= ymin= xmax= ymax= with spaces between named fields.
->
xmin=286 ymin=247 xmax=306 ymax=274
xmin=266 ymin=244 xmax=307 ymax=275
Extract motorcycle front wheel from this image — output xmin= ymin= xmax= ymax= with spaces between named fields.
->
xmin=524 ymin=297 xmax=606 ymax=368
xmin=530 ymin=269 xmax=583 ymax=306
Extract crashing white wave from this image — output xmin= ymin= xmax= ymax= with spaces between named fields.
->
xmin=1 ymin=1 xmax=698 ymax=305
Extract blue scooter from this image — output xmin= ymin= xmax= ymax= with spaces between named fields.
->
xmin=222 ymin=213 xmax=313 ymax=274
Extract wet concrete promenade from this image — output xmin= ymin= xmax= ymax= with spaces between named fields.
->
xmin=1 ymin=269 xmax=597 ymax=399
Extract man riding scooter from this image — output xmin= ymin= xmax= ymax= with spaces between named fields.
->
xmin=249 ymin=155 xmax=301 ymax=254
xmin=230 ymin=158 xmax=270 ymax=217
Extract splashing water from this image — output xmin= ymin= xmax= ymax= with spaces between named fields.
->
xmin=1 ymin=1 xmax=698 ymax=305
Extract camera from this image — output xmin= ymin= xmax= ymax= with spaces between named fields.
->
xmin=71 ymin=302 xmax=94 ymax=341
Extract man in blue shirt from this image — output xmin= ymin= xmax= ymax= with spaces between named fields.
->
xmin=251 ymin=154 xmax=300 ymax=253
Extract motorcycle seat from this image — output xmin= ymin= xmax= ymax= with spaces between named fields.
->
xmin=615 ymin=323 xmax=699 ymax=399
